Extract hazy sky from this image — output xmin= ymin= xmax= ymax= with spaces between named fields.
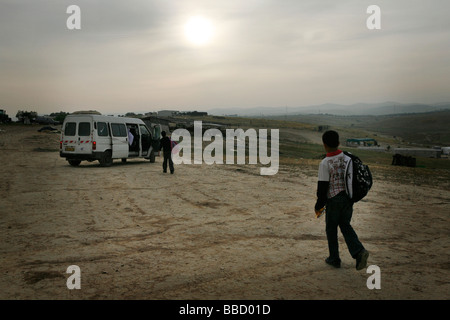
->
xmin=1 ymin=0 xmax=449 ymax=117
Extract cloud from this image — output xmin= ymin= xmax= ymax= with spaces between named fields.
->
xmin=0 ymin=0 xmax=449 ymax=116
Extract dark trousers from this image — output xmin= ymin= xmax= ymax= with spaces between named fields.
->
xmin=325 ymin=192 xmax=364 ymax=261
xmin=163 ymin=151 xmax=174 ymax=173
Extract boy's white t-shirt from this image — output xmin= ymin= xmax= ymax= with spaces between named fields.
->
xmin=318 ymin=150 xmax=352 ymax=199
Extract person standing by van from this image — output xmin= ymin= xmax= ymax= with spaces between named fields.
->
xmin=159 ymin=131 xmax=174 ymax=174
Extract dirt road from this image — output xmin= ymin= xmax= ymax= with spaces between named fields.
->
xmin=1 ymin=125 xmax=449 ymax=299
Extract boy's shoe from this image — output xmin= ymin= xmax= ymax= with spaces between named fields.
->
xmin=325 ymin=257 xmax=341 ymax=268
xmin=356 ymin=249 xmax=369 ymax=270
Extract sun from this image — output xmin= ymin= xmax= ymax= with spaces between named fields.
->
xmin=184 ymin=16 xmax=214 ymax=45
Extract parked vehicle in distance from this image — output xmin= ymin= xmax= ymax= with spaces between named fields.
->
xmin=60 ymin=113 xmax=160 ymax=167
xmin=0 ymin=109 xmax=12 ymax=123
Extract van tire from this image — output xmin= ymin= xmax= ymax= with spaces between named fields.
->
xmin=99 ymin=151 xmax=113 ymax=167
xmin=68 ymin=160 xmax=81 ymax=167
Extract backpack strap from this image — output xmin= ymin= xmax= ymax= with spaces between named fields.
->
xmin=343 ymin=151 xmax=354 ymax=199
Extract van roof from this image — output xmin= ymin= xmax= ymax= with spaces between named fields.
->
xmin=64 ymin=114 xmax=145 ymax=124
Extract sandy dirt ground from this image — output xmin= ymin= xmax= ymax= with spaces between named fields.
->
xmin=0 ymin=124 xmax=449 ymax=300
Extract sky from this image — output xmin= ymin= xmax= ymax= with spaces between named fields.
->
xmin=1 ymin=0 xmax=449 ymax=117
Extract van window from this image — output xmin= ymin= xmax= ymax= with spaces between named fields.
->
xmin=153 ymin=125 xmax=161 ymax=139
xmin=111 ymin=123 xmax=127 ymax=137
xmin=64 ymin=122 xmax=76 ymax=136
xmin=97 ymin=122 xmax=109 ymax=137
xmin=78 ymin=122 xmax=91 ymax=136
xmin=139 ymin=125 xmax=150 ymax=136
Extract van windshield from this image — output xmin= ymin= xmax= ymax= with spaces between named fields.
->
xmin=64 ymin=122 xmax=76 ymax=136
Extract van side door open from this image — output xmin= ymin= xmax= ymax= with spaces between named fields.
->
xmin=139 ymin=124 xmax=152 ymax=155
xmin=110 ymin=123 xmax=128 ymax=158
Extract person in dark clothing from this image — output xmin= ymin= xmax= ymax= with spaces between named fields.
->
xmin=315 ymin=130 xmax=369 ymax=270
xmin=159 ymin=131 xmax=174 ymax=174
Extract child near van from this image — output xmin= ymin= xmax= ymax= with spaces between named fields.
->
xmin=159 ymin=131 xmax=174 ymax=174
xmin=314 ymin=130 xmax=369 ymax=270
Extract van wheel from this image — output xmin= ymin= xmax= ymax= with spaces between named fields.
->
xmin=121 ymin=158 xmax=127 ymax=163
xmin=68 ymin=160 xmax=81 ymax=167
xmin=149 ymin=149 xmax=155 ymax=163
xmin=99 ymin=151 xmax=113 ymax=167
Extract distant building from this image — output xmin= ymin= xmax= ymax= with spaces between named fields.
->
xmin=0 ymin=109 xmax=12 ymax=123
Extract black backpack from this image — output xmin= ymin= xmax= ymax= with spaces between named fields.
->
xmin=344 ymin=151 xmax=373 ymax=203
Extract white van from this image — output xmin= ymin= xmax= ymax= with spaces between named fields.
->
xmin=60 ymin=114 xmax=160 ymax=167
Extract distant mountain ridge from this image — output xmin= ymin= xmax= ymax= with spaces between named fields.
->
xmin=208 ymin=102 xmax=450 ymax=117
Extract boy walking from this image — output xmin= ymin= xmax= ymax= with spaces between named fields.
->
xmin=315 ymin=130 xmax=369 ymax=270
xmin=159 ymin=131 xmax=174 ymax=174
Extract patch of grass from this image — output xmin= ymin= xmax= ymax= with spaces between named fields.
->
xmin=279 ymin=141 xmax=324 ymax=160
xmin=173 ymin=114 xmax=450 ymax=173
xmin=175 ymin=115 xmax=316 ymax=130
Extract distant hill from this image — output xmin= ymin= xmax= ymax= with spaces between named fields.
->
xmin=207 ymin=102 xmax=450 ymax=146
xmin=208 ymin=102 xmax=450 ymax=117
xmin=267 ymin=110 xmax=450 ymax=147
xmin=353 ymin=110 xmax=450 ymax=146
